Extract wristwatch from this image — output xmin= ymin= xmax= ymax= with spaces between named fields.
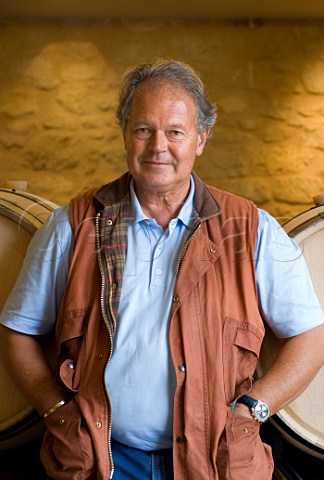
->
xmin=236 ymin=395 xmax=270 ymax=423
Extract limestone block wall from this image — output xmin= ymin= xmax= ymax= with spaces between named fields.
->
xmin=0 ymin=19 xmax=324 ymax=220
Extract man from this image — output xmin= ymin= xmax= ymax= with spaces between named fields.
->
xmin=0 ymin=60 xmax=323 ymax=480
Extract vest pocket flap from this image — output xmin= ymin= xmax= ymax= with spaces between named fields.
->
xmin=59 ymin=358 xmax=79 ymax=391
xmin=57 ymin=309 xmax=90 ymax=391
xmin=57 ymin=308 xmax=90 ymax=345
xmin=234 ymin=327 xmax=262 ymax=357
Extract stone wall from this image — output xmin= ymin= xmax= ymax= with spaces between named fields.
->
xmin=0 ymin=19 xmax=324 ymax=220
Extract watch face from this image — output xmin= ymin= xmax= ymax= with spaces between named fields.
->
xmin=253 ymin=401 xmax=270 ymax=422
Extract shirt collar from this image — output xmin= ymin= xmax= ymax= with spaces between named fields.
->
xmin=129 ymin=176 xmax=195 ymax=229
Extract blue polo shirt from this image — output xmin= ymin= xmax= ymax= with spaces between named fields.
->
xmin=105 ymin=179 xmax=196 ymax=450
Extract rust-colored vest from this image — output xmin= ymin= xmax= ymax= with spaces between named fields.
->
xmin=41 ymin=172 xmax=273 ymax=480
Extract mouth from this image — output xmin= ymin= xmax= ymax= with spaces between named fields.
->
xmin=141 ymin=158 xmax=173 ymax=167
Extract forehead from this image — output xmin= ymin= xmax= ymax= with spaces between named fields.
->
xmin=129 ymin=80 xmax=197 ymax=122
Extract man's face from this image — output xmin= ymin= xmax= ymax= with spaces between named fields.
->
xmin=124 ymin=81 xmax=209 ymax=195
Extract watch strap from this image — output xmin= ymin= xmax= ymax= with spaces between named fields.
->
xmin=236 ymin=394 xmax=258 ymax=408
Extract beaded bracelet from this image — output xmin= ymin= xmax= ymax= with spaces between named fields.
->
xmin=43 ymin=399 xmax=68 ymax=418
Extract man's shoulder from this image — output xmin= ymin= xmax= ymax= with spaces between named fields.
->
xmin=207 ymin=184 xmax=257 ymax=214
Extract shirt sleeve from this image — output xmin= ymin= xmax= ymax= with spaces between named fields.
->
xmin=255 ymin=208 xmax=324 ymax=338
xmin=0 ymin=204 xmax=73 ymax=335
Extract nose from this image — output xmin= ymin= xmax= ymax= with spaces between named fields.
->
xmin=148 ymin=130 xmax=167 ymax=153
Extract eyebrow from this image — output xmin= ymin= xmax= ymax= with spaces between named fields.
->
xmin=131 ymin=120 xmax=187 ymax=130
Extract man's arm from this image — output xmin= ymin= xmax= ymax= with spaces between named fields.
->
xmin=235 ymin=322 xmax=324 ymax=418
xmin=0 ymin=324 xmax=68 ymax=416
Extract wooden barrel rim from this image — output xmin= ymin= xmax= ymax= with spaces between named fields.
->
xmin=282 ymin=203 xmax=324 ymax=237
xmin=0 ymin=189 xmax=56 ymax=233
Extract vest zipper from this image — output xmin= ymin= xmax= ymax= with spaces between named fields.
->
xmin=175 ymin=221 xmax=202 ymax=274
xmin=96 ymin=211 xmax=115 ymax=479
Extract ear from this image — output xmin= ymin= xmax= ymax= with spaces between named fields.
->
xmin=195 ymin=129 xmax=210 ymax=156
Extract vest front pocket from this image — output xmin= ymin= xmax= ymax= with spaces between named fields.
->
xmin=217 ymin=411 xmax=273 ymax=479
xmin=223 ymin=317 xmax=263 ymax=403
xmin=41 ymin=397 xmax=96 ymax=479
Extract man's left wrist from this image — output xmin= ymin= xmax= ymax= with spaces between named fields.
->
xmin=234 ymin=395 xmax=270 ymax=423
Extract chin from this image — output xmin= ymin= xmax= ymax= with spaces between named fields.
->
xmin=135 ymin=173 xmax=171 ymax=186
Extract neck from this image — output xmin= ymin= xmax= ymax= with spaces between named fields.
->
xmin=134 ymin=181 xmax=190 ymax=230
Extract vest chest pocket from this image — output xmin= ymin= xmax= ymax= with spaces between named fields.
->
xmin=223 ymin=317 xmax=264 ymax=403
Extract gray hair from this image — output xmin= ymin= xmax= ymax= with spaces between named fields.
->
xmin=116 ymin=60 xmax=217 ymax=140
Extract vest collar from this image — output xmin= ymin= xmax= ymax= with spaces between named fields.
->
xmin=93 ymin=170 xmax=222 ymax=220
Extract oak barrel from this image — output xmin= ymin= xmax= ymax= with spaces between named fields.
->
xmin=257 ymin=196 xmax=324 ymax=459
xmin=0 ymin=189 xmax=57 ymax=450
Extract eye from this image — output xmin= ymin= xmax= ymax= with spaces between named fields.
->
xmin=135 ymin=127 xmax=151 ymax=138
xmin=169 ymin=130 xmax=184 ymax=139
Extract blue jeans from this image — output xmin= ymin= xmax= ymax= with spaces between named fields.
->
xmin=44 ymin=439 xmax=174 ymax=480
xmin=112 ymin=439 xmax=174 ymax=480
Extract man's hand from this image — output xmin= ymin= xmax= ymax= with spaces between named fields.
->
xmin=0 ymin=324 xmax=68 ymax=415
